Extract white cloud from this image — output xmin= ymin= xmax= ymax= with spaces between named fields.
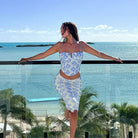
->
xmin=80 ymin=24 xmax=113 ymax=30
xmin=7 ymin=28 xmax=34 ymax=33
xmin=109 ymin=29 xmax=128 ymax=33
xmin=79 ymin=25 xmax=137 ymax=42
xmin=79 ymin=25 xmax=129 ymax=34
xmin=0 ymin=28 xmax=60 ymax=42
xmin=20 ymin=28 xmax=33 ymax=33
xmin=7 ymin=29 xmax=18 ymax=33
xmin=0 ymin=25 xmax=138 ymax=42
xmin=94 ymin=25 xmax=113 ymax=30
xmin=6 ymin=28 xmax=49 ymax=34
xmin=36 ymin=30 xmax=48 ymax=34
xmin=79 ymin=32 xmax=138 ymax=42
xmin=80 ymin=27 xmax=94 ymax=30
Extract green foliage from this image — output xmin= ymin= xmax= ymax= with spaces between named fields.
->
xmin=76 ymin=87 xmax=109 ymax=137
xmin=30 ymin=126 xmax=44 ymax=138
xmin=8 ymin=122 xmax=23 ymax=137
xmin=45 ymin=115 xmax=69 ymax=132
xmin=111 ymin=102 xmax=138 ymax=138
xmin=109 ymin=128 xmax=120 ymax=138
xmin=59 ymin=87 xmax=109 ymax=138
xmin=0 ymin=88 xmax=13 ymax=114
xmin=0 ymin=88 xmax=36 ymax=138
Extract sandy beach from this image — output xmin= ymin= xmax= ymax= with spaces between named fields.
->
xmin=0 ymin=114 xmax=70 ymax=138
xmin=1 ymin=114 xmax=138 ymax=138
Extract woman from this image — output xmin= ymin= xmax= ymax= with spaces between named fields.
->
xmin=19 ymin=22 xmax=122 ymax=138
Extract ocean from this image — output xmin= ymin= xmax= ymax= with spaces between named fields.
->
xmin=0 ymin=42 xmax=138 ymax=116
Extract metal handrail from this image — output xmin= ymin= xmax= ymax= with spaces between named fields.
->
xmin=0 ymin=60 xmax=138 ymax=65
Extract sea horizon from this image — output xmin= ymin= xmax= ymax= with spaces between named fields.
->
xmin=1 ymin=41 xmax=138 ymax=43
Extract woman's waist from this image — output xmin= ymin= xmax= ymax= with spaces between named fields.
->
xmin=60 ymin=69 xmax=80 ymax=80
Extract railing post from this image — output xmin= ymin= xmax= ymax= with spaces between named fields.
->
xmin=0 ymin=133 xmax=3 ymax=138
xmin=44 ymin=132 xmax=47 ymax=138
xmin=129 ymin=131 xmax=132 ymax=138
xmin=106 ymin=130 xmax=109 ymax=138
xmin=85 ymin=132 xmax=89 ymax=138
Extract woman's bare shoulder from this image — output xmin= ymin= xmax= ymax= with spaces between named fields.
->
xmin=79 ymin=41 xmax=88 ymax=46
xmin=52 ymin=41 xmax=62 ymax=50
xmin=79 ymin=41 xmax=88 ymax=49
xmin=55 ymin=41 xmax=62 ymax=46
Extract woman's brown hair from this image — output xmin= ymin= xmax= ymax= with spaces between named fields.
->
xmin=62 ymin=22 xmax=79 ymax=41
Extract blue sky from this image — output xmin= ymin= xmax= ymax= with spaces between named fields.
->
xmin=0 ymin=0 xmax=138 ymax=42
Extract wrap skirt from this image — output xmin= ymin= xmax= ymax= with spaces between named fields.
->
xmin=55 ymin=72 xmax=81 ymax=112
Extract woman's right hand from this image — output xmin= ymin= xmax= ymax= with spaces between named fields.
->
xmin=18 ymin=58 xmax=29 ymax=64
xmin=114 ymin=57 xmax=123 ymax=63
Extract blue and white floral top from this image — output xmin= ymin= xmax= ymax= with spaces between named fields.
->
xmin=60 ymin=51 xmax=83 ymax=76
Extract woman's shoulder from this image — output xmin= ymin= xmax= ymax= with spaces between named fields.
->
xmin=79 ymin=41 xmax=86 ymax=45
xmin=78 ymin=41 xmax=87 ymax=50
xmin=50 ymin=41 xmax=62 ymax=52
xmin=53 ymin=41 xmax=62 ymax=47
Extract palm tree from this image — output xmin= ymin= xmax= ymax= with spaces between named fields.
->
xmin=29 ymin=112 xmax=69 ymax=138
xmin=111 ymin=102 xmax=128 ymax=138
xmin=44 ymin=114 xmax=69 ymax=137
xmin=126 ymin=105 xmax=138 ymax=138
xmin=111 ymin=103 xmax=138 ymax=138
xmin=0 ymin=88 xmax=37 ymax=138
xmin=60 ymin=87 xmax=110 ymax=138
xmin=29 ymin=125 xmax=45 ymax=138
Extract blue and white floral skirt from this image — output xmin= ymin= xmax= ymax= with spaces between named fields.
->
xmin=55 ymin=73 xmax=81 ymax=112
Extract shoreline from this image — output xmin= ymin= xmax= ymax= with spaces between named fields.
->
xmin=15 ymin=42 xmax=94 ymax=47
xmin=16 ymin=44 xmax=54 ymax=47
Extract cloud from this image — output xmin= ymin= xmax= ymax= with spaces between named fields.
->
xmin=20 ymin=28 xmax=33 ymax=33
xmin=79 ymin=25 xmax=138 ymax=42
xmin=7 ymin=29 xmax=18 ymax=33
xmin=109 ymin=29 xmax=128 ymax=33
xmin=36 ymin=30 xmax=48 ymax=34
xmin=0 ymin=27 xmax=60 ymax=42
xmin=79 ymin=32 xmax=138 ymax=42
xmin=94 ymin=25 xmax=113 ymax=30
xmin=6 ymin=28 xmax=48 ymax=34
xmin=7 ymin=28 xmax=33 ymax=33
xmin=80 ymin=24 xmax=113 ymax=30
xmin=80 ymin=27 xmax=94 ymax=30
xmin=0 ymin=25 xmax=138 ymax=42
xmin=79 ymin=25 xmax=129 ymax=35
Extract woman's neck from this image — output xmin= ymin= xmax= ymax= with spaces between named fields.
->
xmin=66 ymin=35 xmax=76 ymax=44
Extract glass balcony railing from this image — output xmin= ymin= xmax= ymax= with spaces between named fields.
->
xmin=0 ymin=60 xmax=138 ymax=138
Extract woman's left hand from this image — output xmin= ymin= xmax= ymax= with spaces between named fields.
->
xmin=114 ymin=57 xmax=123 ymax=63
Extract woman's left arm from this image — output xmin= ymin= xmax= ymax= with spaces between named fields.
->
xmin=80 ymin=41 xmax=123 ymax=63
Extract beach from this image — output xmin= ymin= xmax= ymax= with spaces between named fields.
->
xmin=0 ymin=114 xmax=70 ymax=138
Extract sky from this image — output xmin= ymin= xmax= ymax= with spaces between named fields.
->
xmin=0 ymin=0 xmax=138 ymax=42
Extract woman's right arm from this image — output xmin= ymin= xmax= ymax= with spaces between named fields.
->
xmin=18 ymin=42 xmax=61 ymax=64
xmin=80 ymin=41 xmax=123 ymax=63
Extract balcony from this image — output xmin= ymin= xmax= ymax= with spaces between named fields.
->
xmin=0 ymin=59 xmax=138 ymax=138
xmin=0 ymin=41 xmax=138 ymax=138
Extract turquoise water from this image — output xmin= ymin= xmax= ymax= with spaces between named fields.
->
xmin=0 ymin=42 xmax=138 ymax=116
xmin=1 ymin=42 xmax=138 ymax=60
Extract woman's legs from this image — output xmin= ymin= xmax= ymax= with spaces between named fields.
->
xmin=65 ymin=108 xmax=71 ymax=119
xmin=70 ymin=110 xmax=78 ymax=138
